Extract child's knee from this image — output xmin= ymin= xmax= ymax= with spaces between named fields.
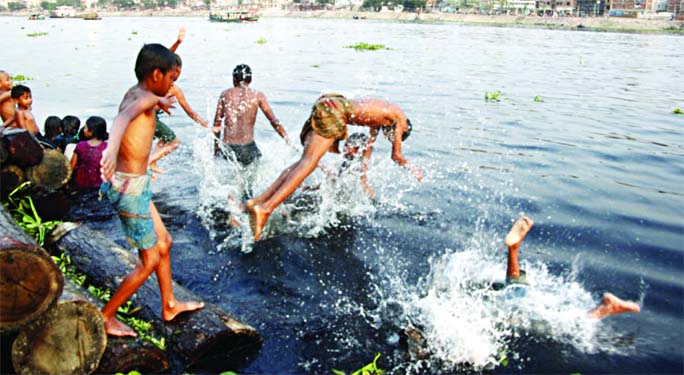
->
xmin=157 ymin=233 xmax=173 ymax=254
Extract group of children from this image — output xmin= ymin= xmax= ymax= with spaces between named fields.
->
xmin=2 ymin=25 xmax=642 ymax=344
xmin=0 ymin=70 xmax=109 ymax=191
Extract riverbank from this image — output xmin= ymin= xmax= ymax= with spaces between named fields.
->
xmin=3 ymin=8 xmax=683 ymax=34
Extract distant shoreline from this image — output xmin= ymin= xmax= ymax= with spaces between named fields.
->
xmin=4 ymin=9 xmax=683 ymax=34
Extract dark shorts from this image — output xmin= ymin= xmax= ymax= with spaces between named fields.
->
xmin=218 ymin=141 xmax=262 ymax=167
xmin=154 ymin=114 xmax=176 ymax=143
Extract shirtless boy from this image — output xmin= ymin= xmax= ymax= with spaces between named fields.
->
xmin=0 ymin=71 xmax=14 ymax=126
xmin=247 ymin=94 xmax=422 ymax=240
xmin=213 ymin=64 xmax=290 ymax=167
xmin=503 ymin=216 xmax=641 ymax=319
xmin=11 ymin=85 xmax=40 ymax=135
xmin=99 ymin=43 xmax=203 ymax=337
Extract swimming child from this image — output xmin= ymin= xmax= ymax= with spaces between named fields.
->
xmin=0 ymin=71 xmax=14 ymax=126
xmin=502 ymin=216 xmax=641 ymax=319
xmin=99 ymin=43 xmax=204 ymax=337
xmin=247 ymin=95 xmax=422 ymax=240
xmin=71 ymin=116 xmax=108 ymax=190
xmin=11 ymin=85 xmax=40 ymax=135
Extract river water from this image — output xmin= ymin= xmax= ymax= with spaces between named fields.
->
xmin=2 ymin=15 xmax=683 ymax=374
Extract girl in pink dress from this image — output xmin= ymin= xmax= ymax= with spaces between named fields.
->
xmin=70 ymin=116 xmax=108 ymax=190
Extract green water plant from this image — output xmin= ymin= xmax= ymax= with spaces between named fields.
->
xmin=3 ymin=182 xmax=61 ymax=246
xmin=256 ymin=37 xmax=267 ymax=44
xmin=26 ymin=32 xmax=48 ymax=37
xmin=485 ymin=91 xmax=501 ymax=102
xmin=11 ymin=74 xmax=32 ymax=81
xmin=344 ymin=43 xmax=389 ymax=51
xmin=332 ymin=353 xmax=384 ymax=375
xmin=115 ymin=371 xmax=141 ymax=375
xmin=131 ymin=31 xmax=138 ymax=35
xmin=312 ymin=64 xmax=320 ymax=68
xmin=497 ymin=349 xmax=509 ymax=366
xmin=534 ymin=95 xmax=544 ymax=102
xmin=673 ymin=108 xmax=683 ymax=114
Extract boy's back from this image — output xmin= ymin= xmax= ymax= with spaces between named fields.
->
xmin=217 ymin=86 xmax=264 ymax=144
xmin=0 ymin=71 xmax=14 ymax=126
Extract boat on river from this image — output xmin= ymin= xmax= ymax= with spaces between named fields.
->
xmin=28 ymin=13 xmax=46 ymax=20
xmin=209 ymin=10 xmax=259 ymax=23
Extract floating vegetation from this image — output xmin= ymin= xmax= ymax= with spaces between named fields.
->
xmin=26 ymin=32 xmax=48 ymax=37
xmin=673 ymin=108 xmax=683 ymax=114
xmin=332 ymin=353 xmax=384 ymax=375
xmin=534 ymin=95 xmax=544 ymax=102
xmin=256 ymin=37 xmax=267 ymax=44
xmin=344 ymin=42 xmax=389 ymax=51
xmin=11 ymin=74 xmax=32 ymax=82
xmin=131 ymin=31 xmax=138 ymax=35
xmin=312 ymin=64 xmax=320 ymax=68
xmin=485 ymin=91 xmax=501 ymax=101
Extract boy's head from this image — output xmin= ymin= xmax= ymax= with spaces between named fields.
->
xmin=134 ymin=43 xmax=177 ymax=95
xmin=44 ymin=116 xmax=62 ymax=139
xmin=0 ymin=71 xmax=12 ymax=91
xmin=61 ymin=115 xmax=81 ymax=137
xmin=344 ymin=132 xmax=369 ymax=160
xmin=382 ymin=119 xmax=412 ymax=143
xmin=233 ymin=64 xmax=252 ymax=86
xmin=11 ymin=85 xmax=32 ymax=109
xmin=85 ymin=116 xmax=108 ymax=141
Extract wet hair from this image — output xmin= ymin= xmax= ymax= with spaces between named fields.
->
xmin=10 ymin=85 xmax=30 ymax=99
xmin=232 ymin=64 xmax=252 ymax=84
xmin=61 ymin=115 xmax=81 ymax=137
xmin=382 ymin=119 xmax=413 ymax=142
xmin=85 ymin=116 xmax=108 ymax=141
xmin=134 ymin=43 xmax=177 ymax=82
xmin=174 ymin=53 xmax=183 ymax=68
xmin=346 ymin=132 xmax=369 ymax=149
xmin=44 ymin=116 xmax=62 ymax=139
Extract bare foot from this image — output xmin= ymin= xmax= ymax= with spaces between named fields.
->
xmin=104 ymin=316 xmax=137 ymax=337
xmin=247 ymin=203 xmax=270 ymax=241
xmin=505 ymin=216 xmax=534 ymax=248
xmin=149 ymin=162 xmax=166 ymax=175
xmin=162 ymin=300 xmax=205 ymax=321
xmin=590 ymin=292 xmax=641 ymax=319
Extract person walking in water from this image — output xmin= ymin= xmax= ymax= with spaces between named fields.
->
xmin=99 ymin=43 xmax=204 ymax=337
xmin=247 ymin=94 xmax=423 ymax=240
xmin=213 ymin=64 xmax=290 ymax=166
xmin=503 ymin=216 xmax=641 ymax=319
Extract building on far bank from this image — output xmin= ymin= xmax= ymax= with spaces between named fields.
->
xmin=576 ymin=0 xmax=607 ymax=15
xmin=508 ymin=0 xmax=537 ymax=13
xmin=536 ymin=0 xmax=577 ymax=15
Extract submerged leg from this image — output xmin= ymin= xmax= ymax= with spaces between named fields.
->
xmin=588 ymin=292 xmax=641 ymax=319
xmin=505 ymin=216 xmax=534 ymax=280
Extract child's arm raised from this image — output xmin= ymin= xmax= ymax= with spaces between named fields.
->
xmin=169 ymin=85 xmax=209 ymax=128
xmin=169 ymin=26 xmax=185 ymax=53
xmin=101 ymin=94 xmax=175 ymax=181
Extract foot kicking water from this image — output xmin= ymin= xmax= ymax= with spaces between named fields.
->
xmin=104 ymin=317 xmax=137 ymax=337
xmin=162 ymin=300 xmax=205 ymax=321
xmin=246 ymin=200 xmax=269 ymax=241
xmin=589 ymin=292 xmax=641 ymax=319
xmin=505 ymin=216 xmax=534 ymax=249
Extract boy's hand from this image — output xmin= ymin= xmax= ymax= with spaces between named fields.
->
xmin=100 ymin=149 xmax=116 ymax=182
xmin=158 ymin=95 xmax=176 ymax=115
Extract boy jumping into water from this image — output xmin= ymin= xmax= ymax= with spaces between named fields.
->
xmin=247 ymin=94 xmax=422 ymax=240
xmin=504 ymin=216 xmax=641 ymax=319
xmin=148 ymin=27 xmax=215 ymax=175
xmin=0 ymin=71 xmax=15 ymax=126
xmin=99 ymin=43 xmax=204 ymax=337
